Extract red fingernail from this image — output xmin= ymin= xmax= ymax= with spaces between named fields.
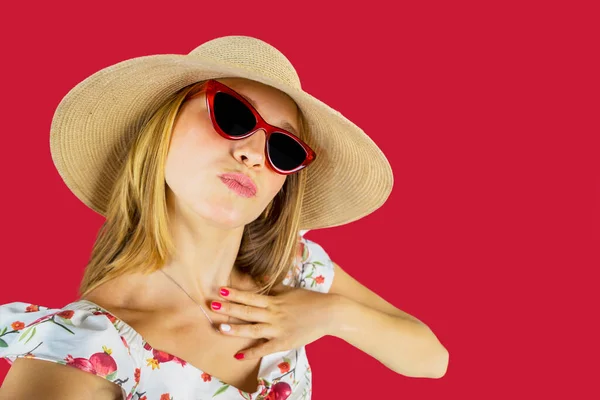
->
xmin=211 ymin=302 xmax=221 ymax=310
xmin=234 ymin=353 xmax=244 ymax=360
xmin=220 ymin=288 xmax=229 ymax=297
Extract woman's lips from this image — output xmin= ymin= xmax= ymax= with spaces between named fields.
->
xmin=219 ymin=174 xmax=257 ymax=198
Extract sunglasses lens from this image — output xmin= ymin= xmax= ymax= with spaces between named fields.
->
xmin=268 ymin=132 xmax=307 ymax=171
xmin=214 ymin=92 xmax=256 ymax=136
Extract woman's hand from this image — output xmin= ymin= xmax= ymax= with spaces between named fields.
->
xmin=210 ymin=284 xmax=338 ymax=360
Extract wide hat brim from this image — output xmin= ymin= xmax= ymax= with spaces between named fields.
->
xmin=49 ymin=36 xmax=394 ymax=231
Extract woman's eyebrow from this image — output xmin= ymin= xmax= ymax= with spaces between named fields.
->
xmin=240 ymin=93 xmax=299 ymax=136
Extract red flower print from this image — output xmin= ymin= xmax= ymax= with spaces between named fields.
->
xmin=121 ymin=335 xmax=130 ymax=351
xmin=92 ymin=310 xmax=117 ymax=324
xmin=201 ymin=372 xmax=211 ymax=382
xmin=134 ymin=367 xmax=141 ymax=384
xmin=89 ymin=345 xmax=118 ymax=378
xmin=57 ymin=310 xmax=75 ymax=319
xmin=25 ymin=304 xmax=39 ymax=312
xmin=259 ymin=386 xmax=269 ymax=397
xmin=314 ymin=275 xmax=325 ymax=284
xmin=153 ymin=349 xmax=175 ymax=363
xmin=140 ymin=396 xmax=147 ymax=400
xmin=160 ymin=394 xmax=171 ymax=400
xmin=277 ymin=361 xmax=290 ymax=373
xmin=65 ymin=354 xmax=97 ymax=374
xmin=11 ymin=321 xmax=24 ymax=330
xmin=143 ymin=341 xmax=152 ymax=351
xmin=172 ymin=356 xmax=187 ymax=367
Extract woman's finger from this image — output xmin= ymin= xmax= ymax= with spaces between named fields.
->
xmin=233 ymin=338 xmax=284 ymax=361
xmin=219 ymin=322 xmax=278 ymax=340
xmin=218 ymin=286 xmax=271 ymax=308
xmin=211 ymin=300 xmax=271 ymax=323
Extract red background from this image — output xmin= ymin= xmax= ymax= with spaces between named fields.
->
xmin=0 ymin=0 xmax=597 ymax=398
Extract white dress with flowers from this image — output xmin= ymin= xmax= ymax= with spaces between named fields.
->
xmin=0 ymin=230 xmax=335 ymax=400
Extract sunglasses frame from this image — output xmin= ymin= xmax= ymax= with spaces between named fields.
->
xmin=191 ymin=79 xmax=316 ymax=175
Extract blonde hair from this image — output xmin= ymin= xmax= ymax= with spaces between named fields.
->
xmin=78 ymin=80 xmax=309 ymax=299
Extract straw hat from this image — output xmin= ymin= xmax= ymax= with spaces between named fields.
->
xmin=49 ymin=35 xmax=394 ymax=230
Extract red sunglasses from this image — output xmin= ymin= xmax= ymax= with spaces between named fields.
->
xmin=188 ymin=79 xmax=316 ymax=175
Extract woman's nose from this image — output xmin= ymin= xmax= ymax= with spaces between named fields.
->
xmin=234 ymin=129 xmax=267 ymax=166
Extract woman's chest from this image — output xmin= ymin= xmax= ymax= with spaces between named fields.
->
xmin=144 ymin=319 xmax=266 ymax=393
xmin=137 ymin=327 xmax=309 ymax=400
xmin=85 ymin=271 xmax=274 ymax=394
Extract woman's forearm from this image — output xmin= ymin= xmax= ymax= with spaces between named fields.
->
xmin=326 ymin=294 xmax=449 ymax=378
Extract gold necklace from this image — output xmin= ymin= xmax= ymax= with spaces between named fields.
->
xmin=159 ymin=268 xmax=231 ymax=334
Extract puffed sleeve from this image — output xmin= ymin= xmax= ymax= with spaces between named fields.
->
xmin=283 ymin=230 xmax=336 ymax=293
xmin=0 ymin=301 xmax=139 ymax=399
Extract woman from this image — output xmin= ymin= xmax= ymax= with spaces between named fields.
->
xmin=0 ymin=36 xmax=448 ymax=400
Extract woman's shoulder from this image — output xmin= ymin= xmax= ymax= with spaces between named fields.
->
xmin=282 ymin=230 xmax=336 ymax=293
xmin=0 ymin=300 xmax=143 ymax=399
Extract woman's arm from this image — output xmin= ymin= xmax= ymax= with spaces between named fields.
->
xmin=326 ymin=262 xmax=449 ymax=378
xmin=326 ymin=294 xmax=449 ymax=378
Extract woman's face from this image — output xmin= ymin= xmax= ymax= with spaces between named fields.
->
xmin=164 ymin=77 xmax=300 ymax=228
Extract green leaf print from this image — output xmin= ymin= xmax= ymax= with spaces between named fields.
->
xmin=240 ymin=391 xmax=252 ymax=400
xmin=105 ymin=370 xmax=117 ymax=381
xmin=57 ymin=317 xmax=75 ymax=326
xmin=312 ymin=261 xmax=324 ymax=266
xmin=18 ymin=326 xmax=34 ymax=342
xmin=0 ymin=338 xmax=7 ymax=348
xmin=259 ymin=378 xmax=271 ymax=387
xmin=50 ymin=320 xmax=75 ymax=335
xmin=212 ymin=384 xmax=230 ymax=397
xmin=302 ymin=388 xmax=310 ymax=400
xmin=24 ymin=327 xmax=37 ymax=345
xmin=1 ymin=326 xmax=6 ymax=335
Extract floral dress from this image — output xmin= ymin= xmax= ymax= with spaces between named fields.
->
xmin=0 ymin=230 xmax=335 ymax=400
